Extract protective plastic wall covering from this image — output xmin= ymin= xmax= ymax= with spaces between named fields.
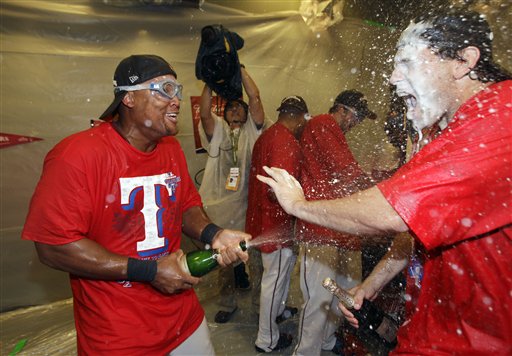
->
xmin=1 ymin=0 xmax=509 ymax=312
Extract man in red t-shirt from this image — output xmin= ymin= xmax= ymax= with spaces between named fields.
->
xmin=22 ymin=55 xmax=250 ymax=355
xmin=257 ymin=9 xmax=512 ymax=355
xmin=294 ymin=90 xmax=376 ymax=356
xmin=246 ymin=95 xmax=309 ymax=353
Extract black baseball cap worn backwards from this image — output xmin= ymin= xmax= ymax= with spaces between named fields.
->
xmin=99 ymin=54 xmax=177 ymax=121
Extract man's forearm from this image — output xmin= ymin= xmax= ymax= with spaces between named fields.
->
xmin=182 ymin=206 xmax=213 ymax=241
xmin=241 ymin=67 xmax=264 ymax=125
xmin=35 ymin=240 xmax=129 ymax=280
xmin=362 ymin=232 xmax=413 ymax=293
xmin=199 ymin=84 xmax=215 ymax=137
xmin=294 ymin=186 xmax=408 ymax=236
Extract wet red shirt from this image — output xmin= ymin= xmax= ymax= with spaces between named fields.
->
xmin=297 ymin=114 xmax=369 ymax=249
xmin=22 ymin=123 xmax=204 ymax=355
xmin=378 ymin=81 xmax=512 ymax=354
xmin=246 ymin=123 xmax=301 ymax=253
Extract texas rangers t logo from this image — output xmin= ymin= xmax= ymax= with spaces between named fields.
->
xmin=119 ymin=172 xmax=180 ymax=255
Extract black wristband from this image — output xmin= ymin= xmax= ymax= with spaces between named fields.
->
xmin=200 ymin=223 xmax=223 ymax=245
xmin=126 ymin=258 xmax=157 ymax=282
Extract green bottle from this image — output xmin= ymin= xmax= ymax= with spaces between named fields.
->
xmin=180 ymin=241 xmax=247 ymax=277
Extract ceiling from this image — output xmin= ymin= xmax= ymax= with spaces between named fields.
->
xmin=206 ymin=0 xmax=449 ymax=27
xmin=103 ymin=1 xmax=510 ymax=30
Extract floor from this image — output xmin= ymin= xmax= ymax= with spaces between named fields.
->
xmin=0 ymin=256 xmax=380 ymax=355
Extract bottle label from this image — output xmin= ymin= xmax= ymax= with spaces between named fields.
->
xmin=375 ymin=317 xmax=399 ymax=343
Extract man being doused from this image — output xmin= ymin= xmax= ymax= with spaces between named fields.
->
xmin=257 ymin=8 xmax=512 ymax=355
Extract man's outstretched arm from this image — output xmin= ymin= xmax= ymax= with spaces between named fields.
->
xmin=257 ymin=166 xmax=408 ymax=236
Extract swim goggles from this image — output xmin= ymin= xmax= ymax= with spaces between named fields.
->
xmin=115 ymin=79 xmax=183 ymax=101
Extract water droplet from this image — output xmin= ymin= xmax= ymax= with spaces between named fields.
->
xmin=482 ymin=296 xmax=492 ymax=306
xmin=460 ymin=218 xmax=472 ymax=227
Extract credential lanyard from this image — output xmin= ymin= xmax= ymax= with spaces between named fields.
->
xmin=229 ymin=128 xmax=240 ymax=166
xmin=226 ymin=128 xmax=241 ymax=191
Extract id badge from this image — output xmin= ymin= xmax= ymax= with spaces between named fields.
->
xmin=226 ymin=167 xmax=240 ymax=191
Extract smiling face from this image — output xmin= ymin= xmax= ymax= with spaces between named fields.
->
xmin=390 ymin=22 xmax=459 ymax=132
xmin=130 ymin=74 xmax=181 ymax=138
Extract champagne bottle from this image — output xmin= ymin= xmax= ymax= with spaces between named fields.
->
xmin=180 ymin=241 xmax=247 ymax=277
xmin=322 ymin=277 xmax=399 ymax=349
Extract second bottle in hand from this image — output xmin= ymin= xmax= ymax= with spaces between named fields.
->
xmin=322 ymin=277 xmax=399 ymax=349
xmin=180 ymin=241 xmax=247 ymax=277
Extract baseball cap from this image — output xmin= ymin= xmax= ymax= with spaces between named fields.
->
xmin=99 ymin=54 xmax=178 ymax=121
xmin=333 ymin=90 xmax=375 ymax=119
xmin=276 ymin=95 xmax=309 ymax=113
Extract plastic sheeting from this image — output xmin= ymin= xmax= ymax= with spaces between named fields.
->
xmin=1 ymin=0 xmax=510 ymax=312
xmin=1 ymin=0 xmax=402 ymax=312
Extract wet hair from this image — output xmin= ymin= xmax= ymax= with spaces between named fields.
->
xmin=413 ymin=8 xmax=511 ymax=83
xmin=223 ymin=99 xmax=249 ymax=122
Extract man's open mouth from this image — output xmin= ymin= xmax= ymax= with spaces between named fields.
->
xmin=396 ymin=90 xmax=417 ymax=111
xmin=403 ymin=94 xmax=417 ymax=111
xmin=166 ymin=112 xmax=178 ymax=123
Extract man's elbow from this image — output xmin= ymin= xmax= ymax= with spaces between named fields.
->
xmin=34 ymin=242 xmax=61 ymax=270
xmin=388 ymin=215 xmax=409 ymax=233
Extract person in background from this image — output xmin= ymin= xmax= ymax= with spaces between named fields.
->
xmin=199 ymin=65 xmax=272 ymax=323
xmin=382 ymin=86 xmax=411 ymax=169
xmin=351 ymin=90 xmax=411 ymax=354
xmin=22 ymin=54 xmax=250 ymax=355
xmin=293 ymin=90 xmax=376 ymax=356
xmin=258 ymin=8 xmax=512 ymax=354
xmin=246 ymin=96 xmax=309 ymax=353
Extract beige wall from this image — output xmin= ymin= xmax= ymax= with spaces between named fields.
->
xmin=1 ymin=0 xmax=509 ymax=311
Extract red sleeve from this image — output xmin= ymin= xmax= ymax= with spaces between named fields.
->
xmin=22 ymin=148 xmax=91 ymax=245
xmin=378 ymin=85 xmax=512 ymax=250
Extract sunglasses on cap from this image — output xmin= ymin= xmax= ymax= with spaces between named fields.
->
xmin=341 ymin=104 xmax=363 ymax=120
xmin=115 ymin=78 xmax=183 ymax=101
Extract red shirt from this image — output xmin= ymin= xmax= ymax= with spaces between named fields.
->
xmin=379 ymin=81 xmax=512 ymax=354
xmin=22 ymin=123 xmax=204 ymax=355
xmin=246 ymin=123 xmax=302 ymax=253
xmin=298 ymin=114 xmax=368 ymax=249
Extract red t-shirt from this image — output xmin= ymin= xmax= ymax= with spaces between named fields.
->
xmin=298 ymin=114 xmax=369 ymax=249
xmin=246 ymin=123 xmax=301 ymax=253
xmin=22 ymin=123 xmax=204 ymax=355
xmin=379 ymin=80 xmax=512 ymax=354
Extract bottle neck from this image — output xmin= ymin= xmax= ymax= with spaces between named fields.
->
xmin=322 ymin=277 xmax=355 ymax=308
